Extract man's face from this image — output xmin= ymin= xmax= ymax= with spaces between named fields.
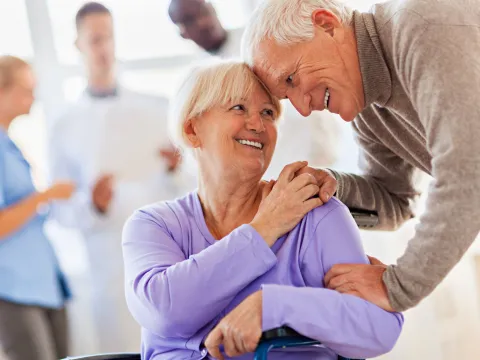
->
xmin=76 ymin=13 xmax=115 ymax=74
xmin=252 ymin=20 xmax=364 ymax=122
xmin=169 ymin=0 xmax=226 ymax=51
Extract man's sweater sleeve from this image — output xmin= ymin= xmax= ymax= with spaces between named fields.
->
xmin=329 ymin=119 xmax=421 ymax=230
xmin=383 ymin=25 xmax=480 ymax=311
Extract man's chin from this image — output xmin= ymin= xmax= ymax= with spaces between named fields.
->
xmin=339 ymin=108 xmax=359 ymax=122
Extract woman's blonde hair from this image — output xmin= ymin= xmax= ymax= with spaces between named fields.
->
xmin=169 ymin=58 xmax=282 ymax=150
xmin=0 ymin=55 xmax=30 ymax=89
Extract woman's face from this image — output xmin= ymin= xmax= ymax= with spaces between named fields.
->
xmin=0 ymin=66 xmax=36 ymax=118
xmin=192 ymin=81 xmax=279 ymax=179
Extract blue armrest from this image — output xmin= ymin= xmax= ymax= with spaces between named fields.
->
xmin=254 ymin=327 xmax=363 ymax=360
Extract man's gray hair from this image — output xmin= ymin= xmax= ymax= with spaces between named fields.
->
xmin=242 ymin=0 xmax=353 ymax=65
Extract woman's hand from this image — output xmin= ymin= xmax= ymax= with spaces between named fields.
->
xmin=43 ymin=181 xmax=76 ymax=202
xmin=205 ymin=291 xmax=263 ymax=360
xmin=250 ymin=161 xmax=322 ymax=246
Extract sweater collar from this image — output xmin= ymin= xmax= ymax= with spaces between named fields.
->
xmin=353 ymin=10 xmax=392 ymax=108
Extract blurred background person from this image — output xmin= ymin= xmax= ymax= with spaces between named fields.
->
xmin=47 ymin=2 xmax=185 ymax=353
xmin=0 ymin=55 xmax=75 ymax=360
xmin=168 ymin=0 xmax=344 ymax=178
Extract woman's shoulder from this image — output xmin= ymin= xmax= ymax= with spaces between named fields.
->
xmin=127 ymin=191 xmax=198 ymax=230
xmin=301 ymin=197 xmax=360 ymax=240
xmin=307 ymin=197 xmax=351 ymax=226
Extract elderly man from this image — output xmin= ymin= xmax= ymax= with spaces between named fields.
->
xmin=203 ymin=0 xmax=480 ymax=354
xmin=241 ymin=0 xmax=480 ymax=312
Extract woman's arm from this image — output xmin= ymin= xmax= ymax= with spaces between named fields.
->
xmin=262 ymin=203 xmax=403 ymax=359
xmin=122 ymin=206 xmax=277 ymax=339
xmin=0 ymin=192 xmax=48 ymax=239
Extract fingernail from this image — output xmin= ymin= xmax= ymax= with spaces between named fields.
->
xmin=324 ymin=192 xmax=330 ymax=201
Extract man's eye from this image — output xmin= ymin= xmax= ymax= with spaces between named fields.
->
xmin=286 ymin=74 xmax=294 ymax=85
xmin=231 ymin=104 xmax=245 ymax=111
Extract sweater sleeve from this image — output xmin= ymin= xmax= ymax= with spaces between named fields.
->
xmin=382 ymin=25 xmax=480 ymax=311
xmin=262 ymin=203 xmax=403 ymax=359
xmin=122 ymin=207 xmax=277 ymax=339
xmin=329 ymin=117 xmax=420 ymax=230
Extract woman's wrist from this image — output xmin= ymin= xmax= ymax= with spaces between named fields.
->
xmin=250 ymin=220 xmax=277 ymax=247
xmin=35 ymin=190 xmax=51 ymax=206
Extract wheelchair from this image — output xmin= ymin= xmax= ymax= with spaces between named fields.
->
xmin=62 ymin=326 xmax=364 ymax=359
xmin=62 ymin=208 xmax=377 ymax=360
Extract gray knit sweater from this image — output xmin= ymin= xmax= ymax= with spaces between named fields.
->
xmin=332 ymin=0 xmax=480 ymax=312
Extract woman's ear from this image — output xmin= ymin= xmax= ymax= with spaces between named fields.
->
xmin=184 ymin=118 xmax=201 ymax=148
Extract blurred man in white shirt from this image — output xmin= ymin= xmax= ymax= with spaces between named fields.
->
xmin=48 ymin=2 xmax=186 ymax=353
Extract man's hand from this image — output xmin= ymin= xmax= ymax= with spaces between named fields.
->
xmin=92 ymin=174 xmax=114 ymax=214
xmin=295 ymin=166 xmax=337 ymax=204
xmin=205 ymin=291 xmax=263 ymax=360
xmin=159 ymin=147 xmax=181 ymax=172
xmin=324 ymin=256 xmax=394 ymax=312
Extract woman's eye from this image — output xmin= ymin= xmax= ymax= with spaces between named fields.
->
xmin=262 ymin=109 xmax=275 ymax=119
xmin=231 ymin=104 xmax=245 ymax=111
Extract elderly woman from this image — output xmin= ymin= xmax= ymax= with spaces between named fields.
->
xmin=0 ymin=56 xmax=75 ymax=359
xmin=122 ymin=60 xmax=403 ymax=360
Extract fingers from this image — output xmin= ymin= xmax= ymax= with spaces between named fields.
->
xmin=317 ymin=170 xmax=337 ymax=203
xmin=243 ymin=329 xmax=262 ymax=353
xmin=205 ymin=327 xmax=225 ymax=360
xmin=336 ymin=283 xmax=361 ymax=297
xmin=98 ymin=173 xmax=114 ymax=184
xmin=289 ymin=172 xmax=318 ymax=192
xmin=296 ymin=183 xmax=320 ymax=201
xmin=324 ymin=264 xmax=353 ymax=287
xmin=223 ymin=328 xmax=242 ymax=358
xmin=277 ymin=161 xmax=308 ymax=185
xmin=302 ymin=197 xmax=323 ymax=213
xmin=325 ymin=273 xmax=351 ymax=290
xmin=368 ymin=255 xmax=385 ymax=266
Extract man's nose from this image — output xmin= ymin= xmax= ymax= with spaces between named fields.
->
xmin=288 ymin=92 xmax=312 ymax=117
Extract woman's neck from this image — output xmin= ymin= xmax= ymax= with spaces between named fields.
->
xmin=197 ymin=169 xmax=263 ymax=240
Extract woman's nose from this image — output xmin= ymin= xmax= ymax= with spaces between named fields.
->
xmin=246 ymin=114 xmax=265 ymax=133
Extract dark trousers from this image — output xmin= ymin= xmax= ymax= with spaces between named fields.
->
xmin=0 ymin=299 xmax=68 ymax=360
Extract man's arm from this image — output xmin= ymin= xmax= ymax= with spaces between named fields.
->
xmin=383 ymin=25 xmax=480 ymax=311
xmin=328 ymin=121 xmax=421 ymax=230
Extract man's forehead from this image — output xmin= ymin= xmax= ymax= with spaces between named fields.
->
xmin=251 ymin=63 xmax=286 ymax=99
xmin=255 ymin=42 xmax=291 ymax=77
xmin=169 ymin=0 xmax=205 ymax=21
xmin=254 ymin=54 xmax=289 ymax=88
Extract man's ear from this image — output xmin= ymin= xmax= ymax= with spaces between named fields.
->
xmin=312 ymin=9 xmax=342 ymax=37
xmin=74 ymin=37 xmax=81 ymax=52
xmin=184 ymin=118 xmax=201 ymax=148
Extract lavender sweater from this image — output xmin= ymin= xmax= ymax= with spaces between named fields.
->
xmin=122 ymin=192 xmax=403 ymax=359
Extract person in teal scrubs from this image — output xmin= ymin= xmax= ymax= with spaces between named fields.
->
xmin=0 ymin=55 xmax=76 ymax=360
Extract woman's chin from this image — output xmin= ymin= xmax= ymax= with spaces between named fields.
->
xmin=231 ymin=158 xmax=267 ymax=180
